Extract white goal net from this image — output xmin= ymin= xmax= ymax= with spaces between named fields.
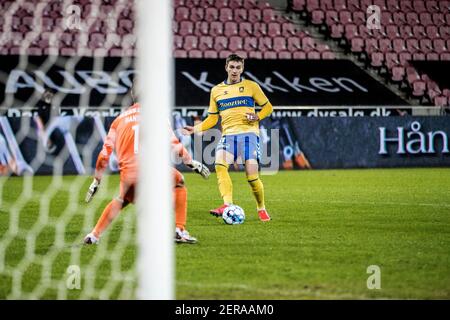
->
xmin=0 ymin=0 xmax=172 ymax=299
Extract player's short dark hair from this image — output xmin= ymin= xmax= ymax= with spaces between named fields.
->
xmin=226 ymin=54 xmax=244 ymax=66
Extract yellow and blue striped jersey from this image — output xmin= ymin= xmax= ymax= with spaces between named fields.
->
xmin=208 ymin=79 xmax=269 ymax=135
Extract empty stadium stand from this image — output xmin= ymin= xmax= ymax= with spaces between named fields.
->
xmin=0 ymin=0 xmax=448 ymax=107
xmin=289 ymin=0 xmax=450 ymax=106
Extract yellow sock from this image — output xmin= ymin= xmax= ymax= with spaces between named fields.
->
xmin=215 ymin=162 xmax=233 ymax=204
xmin=247 ymin=173 xmax=265 ymax=210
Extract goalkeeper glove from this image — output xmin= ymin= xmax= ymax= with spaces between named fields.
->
xmin=85 ymin=178 xmax=100 ymax=203
xmin=188 ymin=160 xmax=210 ymax=179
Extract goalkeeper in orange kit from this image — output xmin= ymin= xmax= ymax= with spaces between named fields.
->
xmin=83 ymin=99 xmax=210 ymax=245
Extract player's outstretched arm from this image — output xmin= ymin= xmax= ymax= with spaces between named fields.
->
xmin=182 ymin=114 xmax=219 ymax=135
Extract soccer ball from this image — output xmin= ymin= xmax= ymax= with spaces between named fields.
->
xmin=222 ymin=205 xmax=245 ymax=225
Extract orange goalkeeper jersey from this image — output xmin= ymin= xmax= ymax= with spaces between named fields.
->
xmin=95 ymin=103 xmax=140 ymax=181
xmin=95 ymin=103 xmax=192 ymax=181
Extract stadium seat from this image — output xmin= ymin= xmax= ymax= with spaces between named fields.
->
xmin=334 ymin=0 xmax=347 ymax=10
xmin=385 ymin=52 xmax=399 ymax=69
xmin=194 ymin=21 xmax=209 ymax=36
xmin=325 ymin=11 xmax=339 ymax=26
xmin=174 ymin=49 xmax=188 ymax=58
xmin=215 ymin=0 xmax=229 ymax=9
xmin=204 ymin=50 xmax=218 ymax=58
xmin=440 ymin=52 xmax=450 ymax=61
xmin=365 ymin=38 xmax=379 ymax=54
xmin=239 ymin=22 xmax=252 ymax=37
xmin=188 ymin=50 xmax=202 ymax=58
xmin=426 ymin=0 xmax=440 ymax=12
xmin=198 ymin=36 xmax=213 ymax=50
xmin=185 ymin=0 xmax=201 ymax=9
xmin=406 ymin=39 xmax=420 ymax=53
xmin=330 ymin=24 xmax=344 ymax=39
xmin=234 ymin=8 xmax=247 ymax=23
xmin=258 ymin=37 xmax=272 ymax=51
xmin=268 ymin=22 xmax=281 ymax=37
xmin=263 ymin=51 xmax=277 ymax=59
xmin=370 ymin=52 xmax=384 ymax=68
xmin=426 ymin=52 xmax=439 ymax=61
xmin=242 ymin=0 xmax=257 ymax=10
xmin=400 ymin=0 xmax=414 ymax=12
xmin=302 ymin=37 xmax=315 ymax=52
xmin=345 ymin=24 xmax=359 ymax=40
xmin=224 ymin=21 xmax=238 ymax=37
xmin=253 ymin=22 xmax=267 ymax=37
xmin=172 ymin=21 xmax=179 ymax=34
xmin=419 ymin=39 xmax=433 ymax=53
xmin=262 ymin=8 xmax=277 ymax=23
xmin=391 ymin=66 xmax=405 ymax=82
xmin=183 ymin=35 xmax=198 ymax=51
xmin=229 ymin=0 xmax=244 ymax=9
xmin=386 ymin=0 xmax=401 ymax=11
xmin=287 ymin=37 xmax=301 ymax=51
xmin=281 ymin=22 xmax=297 ymax=37
xmin=228 ymin=36 xmax=243 ymax=51
xmin=321 ymin=51 xmax=335 ymax=59
xmin=399 ymin=52 xmax=412 ymax=65
xmin=386 ymin=25 xmax=399 ymax=39
xmin=209 ymin=21 xmax=223 ymax=36
xmin=432 ymin=39 xmax=446 ymax=54
xmin=273 ymin=37 xmax=287 ymax=52
xmin=412 ymin=80 xmax=426 ymax=97
xmin=179 ymin=21 xmax=194 ymax=36
xmin=243 ymin=37 xmax=258 ymax=51
xmin=434 ymin=96 xmax=448 ymax=107
xmin=412 ymin=25 xmax=427 ymax=40
xmin=291 ymin=0 xmax=306 ymax=11
xmin=392 ymin=38 xmax=406 ymax=53
xmin=311 ymin=10 xmax=324 ymax=25
xmin=190 ymin=7 xmax=205 ymax=22
xmin=214 ymin=36 xmax=228 ymax=51
xmin=219 ymin=8 xmax=233 ymax=22
xmin=219 ymin=50 xmax=232 ymax=59
xmin=248 ymin=9 xmax=262 ymax=23
xmin=425 ymin=26 xmax=439 ymax=39
xmin=351 ymin=37 xmax=364 ymax=53
xmin=339 ymin=11 xmax=352 ymax=25
xmin=379 ymin=39 xmax=393 ymax=53
xmin=174 ymin=0 xmax=186 ymax=7
xmin=393 ymin=12 xmax=407 ymax=26
xmin=278 ymin=51 xmax=292 ymax=59
xmin=248 ymin=51 xmax=262 ymax=59
xmin=291 ymin=51 xmax=305 ymax=59
xmin=406 ymin=66 xmax=420 ymax=85
xmin=205 ymin=7 xmax=218 ymax=22
xmin=306 ymin=0 xmax=320 ymax=11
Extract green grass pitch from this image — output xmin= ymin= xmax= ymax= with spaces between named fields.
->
xmin=0 ymin=168 xmax=449 ymax=299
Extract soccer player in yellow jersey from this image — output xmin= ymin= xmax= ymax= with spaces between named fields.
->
xmin=183 ymin=54 xmax=273 ymax=221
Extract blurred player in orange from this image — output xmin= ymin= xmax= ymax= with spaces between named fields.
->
xmin=84 ymin=95 xmax=209 ymax=245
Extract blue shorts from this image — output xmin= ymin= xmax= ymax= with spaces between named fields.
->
xmin=216 ymin=132 xmax=260 ymax=163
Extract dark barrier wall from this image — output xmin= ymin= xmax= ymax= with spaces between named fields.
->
xmin=0 ymin=55 xmax=134 ymax=108
xmin=0 ymin=115 xmax=448 ymax=176
xmin=1 ymin=56 xmax=407 ymax=109
xmin=175 ymin=59 xmax=408 ymax=106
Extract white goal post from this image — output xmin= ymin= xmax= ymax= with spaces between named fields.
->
xmin=136 ymin=0 xmax=174 ymax=300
